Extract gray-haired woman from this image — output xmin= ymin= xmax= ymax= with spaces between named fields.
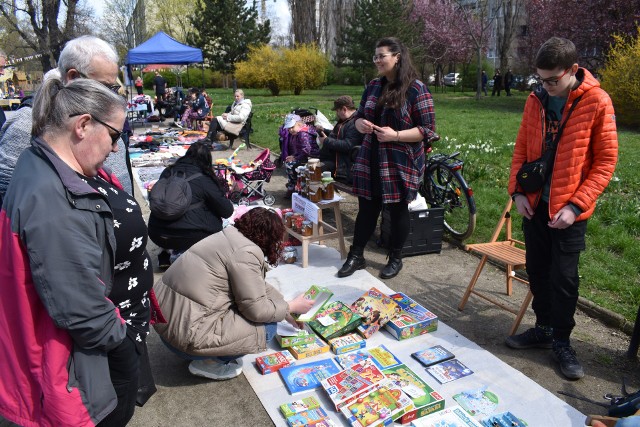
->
xmin=0 ymin=77 xmax=158 ymax=426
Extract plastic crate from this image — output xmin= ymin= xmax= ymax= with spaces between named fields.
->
xmin=380 ymin=207 xmax=444 ymax=256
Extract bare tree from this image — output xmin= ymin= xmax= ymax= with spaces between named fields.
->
xmin=98 ymin=0 xmax=137 ymax=58
xmin=148 ymin=0 xmax=197 ymax=44
xmin=0 ymin=0 xmax=81 ymax=71
xmin=495 ymin=0 xmax=525 ymax=70
xmin=288 ymin=0 xmax=316 ymax=44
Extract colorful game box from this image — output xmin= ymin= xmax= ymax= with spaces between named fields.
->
xmin=255 ymin=350 xmax=296 ymax=374
xmin=411 ymin=345 xmax=455 ymax=368
xmin=480 ymin=411 xmax=526 ymax=427
xmin=452 ymin=386 xmax=499 ymax=418
xmin=382 ymin=364 xmax=445 ymax=424
xmin=288 ymin=336 xmax=330 ymax=360
xmin=410 ymin=405 xmax=483 ymax=427
xmin=277 ymin=327 xmax=316 ymax=348
xmin=350 ymin=287 xmax=400 ymax=339
xmin=279 ymin=359 xmax=342 ymax=395
xmin=367 ymin=344 xmax=403 ymax=369
xmin=321 ymin=359 xmax=386 ymax=410
xmin=339 ymin=379 xmax=415 ymax=427
xmin=296 ymin=285 xmax=334 ymax=322
xmin=308 ymin=301 xmax=363 ymax=341
xmin=280 ymin=396 xmax=322 ymax=418
xmin=328 ymin=333 xmax=366 ymax=355
xmin=426 ymin=359 xmax=474 ymax=384
xmin=286 ymin=407 xmax=331 ymax=427
xmin=384 ymin=293 xmax=438 ymax=340
xmin=335 ymin=349 xmax=373 ymax=370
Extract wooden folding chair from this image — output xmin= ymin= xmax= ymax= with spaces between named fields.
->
xmin=458 ymin=198 xmax=532 ymax=335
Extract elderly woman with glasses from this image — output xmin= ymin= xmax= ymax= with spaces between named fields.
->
xmin=0 ymin=77 xmax=159 ymax=426
xmin=338 ymin=36 xmax=437 ymax=280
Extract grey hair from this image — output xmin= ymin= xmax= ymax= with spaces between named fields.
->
xmin=57 ymin=36 xmax=119 ymax=83
xmin=32 ymin=78 xmax=126 ymax=137
xmin=235 ymin=89 xmax=244 ymax=97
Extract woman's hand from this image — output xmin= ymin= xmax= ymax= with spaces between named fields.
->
xmin=285 ymin=155 xmax=295 ymax=162
xmin=222 ymin=113 xmax=228 ymax=120
xmin=372 ymin=125 xmax=399 ymax=143
xmin=287 ymin=293 xmax=315 ymax=314
xmin=285 ymin=313 xmax=304 ymax=330
xmin=356 ymin=118 xmax=375 ymax=134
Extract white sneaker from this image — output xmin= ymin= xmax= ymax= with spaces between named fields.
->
xmin=188 ymin=359 xmax=243 ymax=380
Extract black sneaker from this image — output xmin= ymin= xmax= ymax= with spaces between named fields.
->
xmin=505 ymin=327 xmax=553 ymax=349
xmin=552 ymin=343 xmax=584 ymax=380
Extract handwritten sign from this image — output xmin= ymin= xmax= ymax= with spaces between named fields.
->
xmin=291 ymin=193 xmax=319 ymax=224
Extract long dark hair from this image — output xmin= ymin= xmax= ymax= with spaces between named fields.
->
xmin=376 ymin=37 xmax=418 ymax=110
xmin=176 ymin=142 xmax=228 ymax=191
xmin=234 ymin=207 xmax=285 ymax=266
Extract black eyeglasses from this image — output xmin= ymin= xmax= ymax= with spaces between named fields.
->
xmin=69 ymin=113 xmax=123 ymax=146
xmin=533 ymin=68 xmax=571 ymax=87
xmin=73 ymin=70 xmax=121 ymax=93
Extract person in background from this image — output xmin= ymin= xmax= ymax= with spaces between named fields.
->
xmin=0 ymin=77 xmax=151 ymax=426
xmin=135 ymin=75 xmax=144 ymax=95
xmin=206 ymin=89 xmax=252 ymax=149
xmin=283 ymin=113 xmax=320 ymax=198
xmin=337 ymin=36 xmax=436 ymax=280
xmin=482 ymin=70 xmax=488 ymax=96
xmin=505 ymin=68 xmax=513 ymax=96
xmin=153 ymin=70 xmax=167 ymax=102
xmin=153 ymin=207 xmax=315 ymax=380
xmin=148 ymin=141 xmax=234 ymax=268
xmin=492 ymin=69 xmax=503 ymax=96
xmin=318 ymin=95 xmax=363 ymax=184
xmin=0 ymin=36 xmax=134 ymax=200
xmin=506 ymin=37 xmax=618 ymax=380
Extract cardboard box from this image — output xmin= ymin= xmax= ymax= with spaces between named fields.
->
xmin=288 ymin=336 xmax=330 ymax=360
xmin=328 ymin=333 xmax=366 ymax=355
xmin=383 ymin=364 xmax=445 ymax=424
xmin=384 ymin=293 xmax=438 ymax=340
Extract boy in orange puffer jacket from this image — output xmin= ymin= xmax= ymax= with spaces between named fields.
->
xmin=506 ymin=37 xmax=618 ymax=380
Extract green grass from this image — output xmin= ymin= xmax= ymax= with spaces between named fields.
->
xmin=206 ymin=85 xmax=640 ymax=322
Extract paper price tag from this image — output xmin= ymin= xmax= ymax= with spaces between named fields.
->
xmin=316 ymin=315 xmax=337 ymax=327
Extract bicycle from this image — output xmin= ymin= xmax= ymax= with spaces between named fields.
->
xmin=419 ymin=134 xmax=476 ymax=241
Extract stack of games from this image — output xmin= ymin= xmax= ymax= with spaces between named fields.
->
xmin=308 ymin=301 xmax=363 ymax=341
xmin=339 ymin=379 xmax=415 ymax=427
xmin=384 ymin=293 xmax=438 ymax=340
xmin=350 ymin=287 xmax=400 ymax=339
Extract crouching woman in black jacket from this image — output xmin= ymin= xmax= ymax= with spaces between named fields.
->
xmin=148 ymin=141 xmax=234 ymax=267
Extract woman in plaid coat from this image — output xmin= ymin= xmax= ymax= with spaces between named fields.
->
xmin=338 ymin=37 xmax=437 ymax=280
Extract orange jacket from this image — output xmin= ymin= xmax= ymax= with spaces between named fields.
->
xmin=508 ymin=68 xmax=618 ymax=220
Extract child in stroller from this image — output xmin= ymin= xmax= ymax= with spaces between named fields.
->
xmin=225 ymin=148 xmax=277 ymax=206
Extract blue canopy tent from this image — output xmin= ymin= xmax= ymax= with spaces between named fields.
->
xmin=126 ymin=31 xmax=203 ymax=66
xmin=125 ymin=31 xmax=204 ymax=93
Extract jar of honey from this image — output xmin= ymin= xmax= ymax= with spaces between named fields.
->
xmin=282 ymin=247 xmax=298 ymax=264
xmin=301 ymin=221 xmax=313 ymax=236
xmin=284 ymin=212 xmax=294 ymax=228
xmin=322 ymin=177 xmax=334 ymax=200
xmin=307 ymin=181 xmax=323 ymax=202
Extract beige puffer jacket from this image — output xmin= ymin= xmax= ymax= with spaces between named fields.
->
xmin=153 ymin=226 xmax=289 ymax=357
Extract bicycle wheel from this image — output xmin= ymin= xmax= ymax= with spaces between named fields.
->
xmin=421 ymin=164 xmax=476 ymax=240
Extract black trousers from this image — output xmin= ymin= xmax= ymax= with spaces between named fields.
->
xmin=353 ymin=196 xmax=409 ymax=252
xmin=523 ymin=200 xmax=587 ymax=342
xmin=207 ymin=119 xmax=222 ymax=139
xmin=97 ymin=336 xmax=140 ymax=427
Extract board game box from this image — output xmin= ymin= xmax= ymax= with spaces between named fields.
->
xmin=308 ymin=301 xmax=363 ymax=341
xmin=286 ymin=407 xmax=332 ymax=427
xmin=296 ymin=285 xmax=334 ymax=322
xmin=339 ymin=379 xmax=416 ymax=427
xmin=320 ymin=359 xmax=386 ymax=410
xmin=384 ymin=293 xmax=438 ymax=340
xmin=328 ymin=333 xmax=366 ymax=355
xmin=255 ymin=350 xmax=296 ymax=374
xmin=280 ymin=396 xmax=322 ymax=418
xmin=382 ymin=364 xmax=445 ymax=424
xmin=350 ymin=287 xmax=400 ymax=339
xmin=367 ymin=344 xmax=403 ymax=369
xmin=276 ymin=324 xmax=317 ymax=348
xmin=452 ymin=386 xmax=499 ymax=418
xmin=410 ymin=405 xmax=483 ymax=427
xmin=288 ymin=335 xmax=330 ymax=360
xmin=426 ymin=359 xmax=474 ymax=384
xmin=335 ymin=349 xmax=373 ymax=370
xmin=411 ymin=345 xmax=455 ymax=368
xmin=279 ymin=359 xmax=342 ymax=395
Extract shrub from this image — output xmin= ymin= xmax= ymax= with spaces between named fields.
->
xmin=600 ymin=28 xmax=640 ymax=128
xmin=235 ymin=44 xmax=330 ymax=95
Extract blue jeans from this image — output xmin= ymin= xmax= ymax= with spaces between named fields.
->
xmin=160 ymin=322 xmax=277 ymax=362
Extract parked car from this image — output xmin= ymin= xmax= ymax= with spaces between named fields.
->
xmin=514 ymin=74 xmax=540 ymax=91
xmin=443 ymin=73 xmax=460 ymax=86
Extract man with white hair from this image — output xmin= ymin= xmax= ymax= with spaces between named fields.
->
xmin=0 ymin=35 xmax=133 ymax=203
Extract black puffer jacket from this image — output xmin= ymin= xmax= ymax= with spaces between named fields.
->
xmin=148 ymin=157 xmax=233 ymax=236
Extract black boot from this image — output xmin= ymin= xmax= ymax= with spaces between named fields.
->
xmin=337 ymin=246 xmax=366 ymax=278
xmin=380 ymin=249 xmax=403 ymax=279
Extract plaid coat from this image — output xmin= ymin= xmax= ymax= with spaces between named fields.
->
xmin=352 ymin=77 xmax=436 ymax=203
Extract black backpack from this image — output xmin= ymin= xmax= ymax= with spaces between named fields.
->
xmin=149 ymin=170 xmax=203 ymax=221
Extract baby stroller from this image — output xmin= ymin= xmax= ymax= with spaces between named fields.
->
xmin=228 ymin=148 xmax=277 ymax=206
